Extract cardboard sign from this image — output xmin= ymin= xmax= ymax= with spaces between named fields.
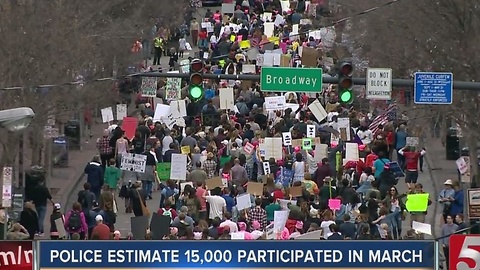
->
xmin=247 ymin=182 xmax=264 ymax=196
xmin=290 ymin=186 xmax=303 ymax=197
xmin=181 ymin=146 xmax=190 ymax=154
xmin=206 ymin=177 xmax=223 ymax=189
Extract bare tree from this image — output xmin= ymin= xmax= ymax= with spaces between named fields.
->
xmin=0 ymin=0 xmax=188 ymax=169
xmin=339 ymin=0 xmax=480 ymax=180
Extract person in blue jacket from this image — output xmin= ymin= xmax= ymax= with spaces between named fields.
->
xmin=84 ymin=156 xmax=104 ymax=199
xmin=448 ymin=183 xmax=464 ymax=222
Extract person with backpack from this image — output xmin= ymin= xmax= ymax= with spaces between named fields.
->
xmin=77 ymin=183 xmax=96 ymax=215
xmin=157 ymin=199 xmax=177 ymax=223
xmin=64 ymin=202 xmax=88 ymax=239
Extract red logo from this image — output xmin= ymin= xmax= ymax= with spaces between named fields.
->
xmin=450 ymin=235 xmax=480 ymax=270
xmin=0 ymin=241 xmax=32 ymax=270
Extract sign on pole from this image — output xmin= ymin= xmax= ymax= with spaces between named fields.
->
xmin=260 ymin=67 xmax=322 ymax=92
xmin=120 ymin=153 xmax=147 ymax=173
xmin=2 ymin=167 xmax=12 ymax=207
xmin=366 ymin=68 xmax=392 ymax=100
xmin=414 ymin=72 xmax=453 ymax=104
xmin=467 ymin=188 xmax=480 ymax=219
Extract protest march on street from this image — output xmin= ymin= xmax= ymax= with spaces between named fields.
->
xmin=3 ymin=2 xmax=475 ymax=270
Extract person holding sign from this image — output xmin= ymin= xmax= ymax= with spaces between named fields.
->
xmin=398 ymin=146 xmax=426 ymax=189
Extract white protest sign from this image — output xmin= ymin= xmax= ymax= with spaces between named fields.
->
xmin=273 ymin=210 xmax=289 ymax=233
xmin=120 ymin=153 xmax=147 ymax=173
xmin=116 ymin=104 xmax=127 ymax=121
xmin=306 ymin=125 xmax=316 ymax=138
xmin=101 ymin=107 xmax=114 ymax=123
xmin=366 ymin=68 xmax=392 ymax=100
xmin=219 ymin=88 xmax=235 ymax=110
xmin=412 ymin=221 xmax=432 ymax=235
xmin=170 ymin=153 xmax=187 ymax=180
xmin=282 ymin=132 xmax=292 ymax=146
xmin=456 ymin=157 xmax=469 ymax=175
xmin=345 ymin=143 xmax=360 ymax=161
xmin=264 ymin=96 xmax=286 ymax=111
xmin=221 ymin=3 xmax=235 ymax=13
xmin=236 ymin=193 xmax=252 ymax=211
xmin=308 ymin=100 xmax=327 ymax=122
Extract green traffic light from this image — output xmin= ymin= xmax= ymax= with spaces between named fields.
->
xmin=340 ymin=90 xmax=353 ymax=103
xmin=190 ymin=86 xmax=203 ymax=99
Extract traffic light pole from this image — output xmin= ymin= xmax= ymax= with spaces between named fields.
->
xmin=138 ymin=72 xmax=480 ymax=91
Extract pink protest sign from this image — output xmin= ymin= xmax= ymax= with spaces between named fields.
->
xmin=328 ymin=199 xmax=341 ymax=210
xmin=237 ymin=35 xmax=243 ymax=42
xmin=243 ymin=142 xmax=254 ymax=154
xmin=279 ymin=42 xmax=287 ymax=54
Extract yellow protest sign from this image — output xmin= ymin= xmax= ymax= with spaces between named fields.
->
xmin=239 ymin=40 xmax=250 ymax=49
xmin=268 ymin=36 xmax=280 ymax=45
xmin=406 ymin=193 xmax=429 ymax=212
xmin=181 ymin=146 xmax=190 ymax=155
xmin=230 ymin=35 xmax=236 ymax=42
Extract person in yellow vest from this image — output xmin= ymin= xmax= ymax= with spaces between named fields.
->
xmin=153 ymin=35 xmax=164 ymax=65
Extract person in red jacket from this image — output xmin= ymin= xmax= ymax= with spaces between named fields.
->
xmin=398 ymin=146 xmax=426 ymax=189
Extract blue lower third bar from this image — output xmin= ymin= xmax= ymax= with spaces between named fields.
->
xmin=38 ymin=241 xmax=435 ymax=269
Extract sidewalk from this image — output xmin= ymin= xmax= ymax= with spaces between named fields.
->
xmin=424 ymin=137 xmax=458 ymax=237
xmin=400 ymin=104 xmax=456 ymax=238
xmin=40 ymin=121 xmax=107 ymax=238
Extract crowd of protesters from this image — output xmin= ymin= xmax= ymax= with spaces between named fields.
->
xmin=2 ymin=2 xmax=466 ymax=253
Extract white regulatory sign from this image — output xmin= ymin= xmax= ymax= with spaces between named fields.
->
xmin=366 ymin=68 xmax=392 ymax=100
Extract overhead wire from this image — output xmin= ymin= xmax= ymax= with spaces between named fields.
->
xmin=0 ymin=0 xmax=403 ymax=91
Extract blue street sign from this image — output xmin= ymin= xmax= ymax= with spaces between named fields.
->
xmin=414 ymin=72 xmax=453 ymax=104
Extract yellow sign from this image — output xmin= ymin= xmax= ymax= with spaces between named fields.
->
xmin=181 ymin=146 xmax=190 ymax=155
xmin=239 ymin=40 xmax=250 ymax=49
xmin=268 ymin=36 xmax=280 ymax=45
xmin=406 ymin=193 xmax=429 ymax=212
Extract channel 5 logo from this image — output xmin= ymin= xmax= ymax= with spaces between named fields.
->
xmin=450 ymin=235 xmax=480 ymax=270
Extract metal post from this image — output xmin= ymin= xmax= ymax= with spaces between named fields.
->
xmin=18 ymin=133 xmax=24 ymax=187
xmin=134 ymin=72 xmax=480 ymax=91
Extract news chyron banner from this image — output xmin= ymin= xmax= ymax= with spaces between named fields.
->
xmin=0 ymin=241 xmax=33 ymax=270
xmin=38 ymin=241 xmax=435 ymax=270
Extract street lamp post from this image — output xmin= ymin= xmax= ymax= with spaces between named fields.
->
xmin=0 ymin=107 xmax=35 ymax=239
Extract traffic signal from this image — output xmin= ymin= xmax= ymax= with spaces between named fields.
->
xmin=337 ymin=61 xmax=354 ymax=104
xmin=189 ymin=59 xmax=204 ymax=101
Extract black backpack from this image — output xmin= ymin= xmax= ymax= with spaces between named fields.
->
xmin=68 ymin=211 xmax=82 ymax=231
